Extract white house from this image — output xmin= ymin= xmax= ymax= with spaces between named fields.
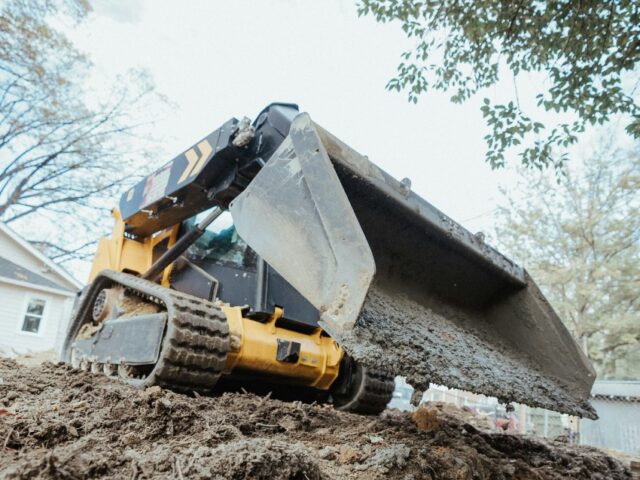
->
xmin=0 ymin=222 xmax=82 ymax=358
xmin=580 ymin=381 xmax=640 ymax=455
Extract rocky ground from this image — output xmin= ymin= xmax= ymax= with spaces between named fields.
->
xmin=0 ymin=359 xmax=632 ymax=479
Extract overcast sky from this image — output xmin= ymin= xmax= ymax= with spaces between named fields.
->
xmin=69 ymin=1 xmax=524 ymax=225
xmin=58 ymin=0 xmax=620 ymax=279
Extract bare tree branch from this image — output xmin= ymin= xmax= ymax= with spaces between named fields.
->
xmin=0 ymin=0 xmax=166 ymax=266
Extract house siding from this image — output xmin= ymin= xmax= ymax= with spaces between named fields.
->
xmin=580 ymin=399 xmax=640 ymax=454
xmin=0 ymin=282 xmax=73 ymax=357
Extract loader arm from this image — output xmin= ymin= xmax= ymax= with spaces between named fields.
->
xmin=119 ymin=104 xmax=299 ymax=237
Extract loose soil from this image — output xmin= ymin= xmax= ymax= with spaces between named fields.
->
xmin=0 ymin=359 xmax=630 ymax=479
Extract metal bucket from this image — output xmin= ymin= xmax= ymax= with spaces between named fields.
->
xmin=230 ymin=113 xmax=596 ymax=418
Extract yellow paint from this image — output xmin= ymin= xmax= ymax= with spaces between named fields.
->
xmin=158 ymin=226 xmax=179 ymax=287
xmin=177 ymin=139 xmax=213 ymax=183
xmin=223 ymin=305 xmax=343 ymax=390
xmin=178 ymin=148 xmax=199 ymax=183
xmin=88 ymin=209 xmax=178 ymax=283
xmin=191 ymin=140 xmax=213 ymax=177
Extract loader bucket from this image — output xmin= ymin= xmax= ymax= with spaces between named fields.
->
xmin=230 ymin=113 xmax=597 ymax=418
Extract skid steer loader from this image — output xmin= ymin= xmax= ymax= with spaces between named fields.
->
xmin=62 ymin=103 xmax=596 ymax=417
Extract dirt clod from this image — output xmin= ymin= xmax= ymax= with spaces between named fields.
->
xmin=142 ymin=385 xmax=163 ymax=401
xmin=411 ymin=405 xmax=441 ymax=432
xmin=338 ymin=445 xmax=360 ymax=465
xmin=0 ymin=359 xmax=631 ymax=479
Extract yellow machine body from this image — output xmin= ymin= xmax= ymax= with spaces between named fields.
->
xmin=223 ymin=306 xmax=343 ymax=389
xmin=89 ymin=209 xmax=344 ymax=391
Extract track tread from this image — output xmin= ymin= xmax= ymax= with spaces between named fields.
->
xmin=66 ymin=270 xmax=230 ymax=394
xmin=335 ymin=365 xmax=395 ymax=415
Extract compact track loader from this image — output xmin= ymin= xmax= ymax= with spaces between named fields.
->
xmin=63 ymin=103 xmax=597 ymax=417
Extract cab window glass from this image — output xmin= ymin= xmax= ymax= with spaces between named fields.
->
xmin=187 ymin=209 xmax=256 ymax=270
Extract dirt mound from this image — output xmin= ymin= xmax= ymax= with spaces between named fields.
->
xmin=0 ymin=359 xmax=631 ymax=479
xmin=13 ymin=350 xmax=58 ymax=367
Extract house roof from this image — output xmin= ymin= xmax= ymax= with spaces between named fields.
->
xmin=592 ymin=381 xmax=640 ymax=402
xmin=0 ymin=222 xmax=82 ymax=290
xmin=0 ymin=256 xmax=74 ymax=293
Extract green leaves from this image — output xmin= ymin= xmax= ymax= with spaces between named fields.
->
xmin=359 ymin=0 xmax=640 ymax=172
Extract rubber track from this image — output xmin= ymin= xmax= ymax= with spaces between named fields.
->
xmin=341 ymin=368 xmax=395 ymax=415
xmin=67 ymin=270 xmax=229 ymax=394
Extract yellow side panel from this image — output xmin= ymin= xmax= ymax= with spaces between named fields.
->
xmin=88 ymin=208 xmax=178 ymax=283
xmin=223 ymin=306 xmax=343 ymax=390
xmin=88 ymin=237 xmax=116 ymax=282
xmin=119 ymin=239 xmax=151 ymax=274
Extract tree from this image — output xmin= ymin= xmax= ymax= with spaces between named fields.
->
xmin=0 ymin=0 xmax=162 ymax=265
xmin=358 ymin=0 xmax=640 ymax=172
xmin=493 ymin=138 xmax=640 ymax=379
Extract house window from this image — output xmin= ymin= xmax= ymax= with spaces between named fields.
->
xmin=21 ymin=298 xmax=46 ymax=334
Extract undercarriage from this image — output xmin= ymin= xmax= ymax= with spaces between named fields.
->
xmin=64 ymin=270 xmax=394 ymax=414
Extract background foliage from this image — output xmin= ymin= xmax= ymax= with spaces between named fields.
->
xmin=359 ymin=0 xmax=640 ymax=172
xmin=0 ymin=0 xmax=163 ymax=265
xmin=494 ymin=137 xmax=640 ymax=379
